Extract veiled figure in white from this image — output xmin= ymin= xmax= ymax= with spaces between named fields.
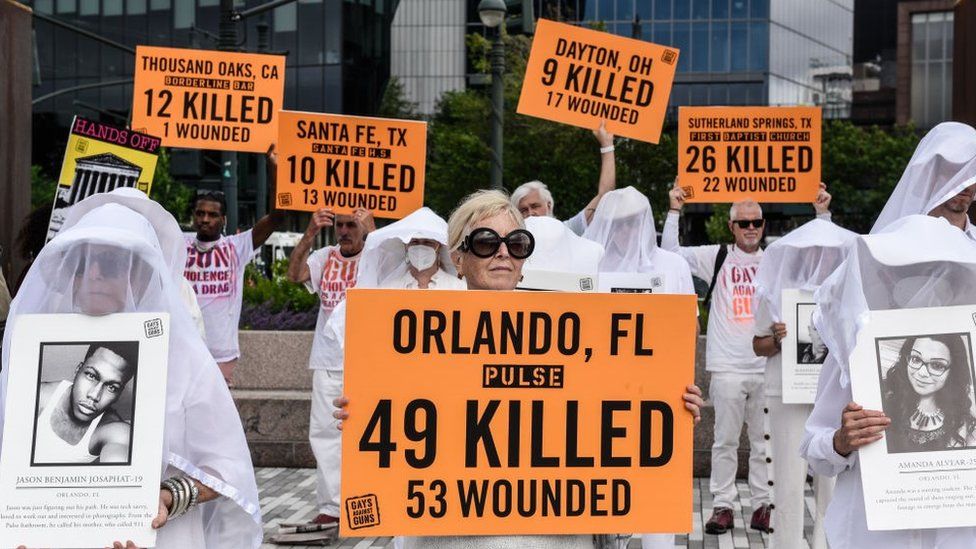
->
xmin=1 ymin=203 xmax=262 ymax=548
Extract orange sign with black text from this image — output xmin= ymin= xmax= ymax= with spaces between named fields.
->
xmin=517 ymin=19 xmax=680 ymax=144
xmin=340 ymin=289 xmax=697 ymax=536
xmin=678 ymin=106 xmax=822 ymax=203
xmin=275 ymin=110 xmax=427 ymax=218
xmin=131 ymin=45 xmax=285 ymax=152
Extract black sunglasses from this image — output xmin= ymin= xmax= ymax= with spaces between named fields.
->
xmin=460 ymin=228 xmax=535 ymax=259
xmin=73 ymin=250 xmax=128 ymax=279
xmin=732 ymin=218 xmax=764 ymax=229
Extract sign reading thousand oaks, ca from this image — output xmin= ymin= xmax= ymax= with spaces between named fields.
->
xmin=677 ymin=106 xmax=822 ymax=203
xmin=518 ymin=19 xmax=680 ymax=144
xmin=131 ymin=45 xmax=285 ymax=152
xmin=275 ymin=111 xmax=427 ymax=219
xmin=340 ymin=290 xmax=697 ymax=536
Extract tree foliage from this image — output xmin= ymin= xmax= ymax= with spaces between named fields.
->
xmin=391 ymin=33 xmax=922 ymax=241
xmin=149 ymin=148 xmax=193 ymax=225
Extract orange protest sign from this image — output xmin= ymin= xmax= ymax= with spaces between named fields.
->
xmin=131 ymin=45 xmax=285 ymax=152
xmin=274 ymin=110 xmax=427 ymax=219
xmin=340 ymin=289 xmax=697 ymax=536
xmin=678 ymin=106 xmax=822 ymax=203
xmin=517 ymin=19 xmax=680 ymax=144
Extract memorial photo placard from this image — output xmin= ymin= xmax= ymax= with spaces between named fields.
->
xmin=850 ymin=305 xmax=976 ymax=531
xmin=340 ymin=289 xmax=697 ymax=536
xmin=0 ymin=313 xmax=170 ymax=548
xmin=781 ymin=289 xmax=824 ymax=403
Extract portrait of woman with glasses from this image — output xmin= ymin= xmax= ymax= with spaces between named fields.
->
xmin=879 ymin=334 xmax=976 ymax=453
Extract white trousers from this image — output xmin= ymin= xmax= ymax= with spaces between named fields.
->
xmin=765 ymin=397 xmax=833 ymax=549
xmin=310 ymin=369 xmax=343 ymax=517
xmin=708 ymin=372 xmax=770 ymax=509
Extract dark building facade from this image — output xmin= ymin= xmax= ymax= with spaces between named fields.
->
xmin=26 ymin=0 xmax=397 ymax=226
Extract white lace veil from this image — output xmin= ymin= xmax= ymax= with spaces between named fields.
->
xmin=524 ymin=215 xmax=604 ymax=275
xmin=871 ymin=122 xmax=976 ymax=234
xmin=755 ymin=219 xmax=858 ymax=320
xmin=1 ymin=204 xmax=262 ymax=547
xmin=355 ymin=207 xmax=456 ymax=288
xmin=582 ymin=186 xmax=659 ymax=272
xmin=814 ymin=215 xmax=976 ymax=387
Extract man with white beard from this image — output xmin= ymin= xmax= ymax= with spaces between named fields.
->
xmin=305 ymin=208 xmax=464 ymax=529
xmin=752 ymin=187 xmax=855 ymax=549
xmin=511 ymin=121 xmax=617 ymax=235
xmin=582 ymin=186 xmax=694 ymax=549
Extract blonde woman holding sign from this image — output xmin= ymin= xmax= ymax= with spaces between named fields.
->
xmin=334 ymin=190 xmax=705 ymax=548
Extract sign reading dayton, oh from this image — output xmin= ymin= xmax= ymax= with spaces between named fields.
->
xmin=518 ymin=19 xmax=680 ymax=144
xmin=340 ymin=289 xmax=697 ymax=536
xmin=275 ymin=111 xmax=427 ymax=219
xmin=131 ymin=45 xmax=285 ymax=152
xmin=678 ymin=106 xmax=822 ymax=203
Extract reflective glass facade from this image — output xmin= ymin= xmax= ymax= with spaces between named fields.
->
xmin=28 ymin=0 xmax=396 ymax=224
xmin=910 ymin=11 xmax=953 ymax=129
xmin=531 ymin=0 xmax=771 ymax=115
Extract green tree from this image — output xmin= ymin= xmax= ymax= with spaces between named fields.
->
xmin=150 ymin=148 xmax=193 ymax=224
xmin=378 ymin=76 xmax=420 ymax=120
xmin=31 ymin=165 xmax=57 ymax=209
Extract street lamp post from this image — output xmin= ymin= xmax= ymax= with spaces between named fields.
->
xmin=478 ymin=0 xmax=507 ymax=190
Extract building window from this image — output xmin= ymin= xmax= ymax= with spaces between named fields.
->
xmin=910 ymin=11 xmax=953 ymax=128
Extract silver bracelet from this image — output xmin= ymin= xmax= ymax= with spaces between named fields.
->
xmin=599 ymin=145 xmax=615 ymax=154
xmin=186 ymin=477 xmax=200 ymax=511
xmin=174 ymin=477 xmax=192 ymax=518
xmin=162 ymin=478 xmax=184 ymax=518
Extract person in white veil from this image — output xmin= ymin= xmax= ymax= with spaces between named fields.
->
xmin=583 ymin=186 xmax=695 ymax=296
xmin=582 ymin=186 xmax=693 ymax=549
xmin=58 ymin=187 xmax=207 ymax=338
xmin=800 ymin=214 xmax=976 ymax=548
xmin=522 ymin=215 xmax=604 ymax=284
xmin=307 ymin=207 xmax=465 ymax=529
xmin=871 ymin=121 xmax=976 ymax=237
xmin=1 ymin=203 xmax=262 ymax=548
xmin=751 ymin=198 xmax=856 ymax=549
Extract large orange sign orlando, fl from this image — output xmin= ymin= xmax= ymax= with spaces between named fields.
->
xmin=275 ymin=111 xmax=427 ymax=219
xmin=518 ymin=19 xmax=680 ymax=144
xmin=340 ymin=289 xmax=697 ymax=536
xmin=131 ymin=45 xmax=285 ymax=152
xmin=678 ymin=106 xmax=822 ymax=203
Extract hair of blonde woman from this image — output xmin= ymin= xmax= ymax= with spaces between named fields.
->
xmin=510 ymin=180 xmax=554 ymax=215
xmin=447 ymin=189 xmax=525 ymax=252
xmin=730 ymin=199 xmax=762 ymax=220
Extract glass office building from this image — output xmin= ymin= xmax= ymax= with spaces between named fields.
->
xmin=27 ymin=0 xmax=397 ymax=223
xmin=530 ymin=0 xmax=853 ymax=116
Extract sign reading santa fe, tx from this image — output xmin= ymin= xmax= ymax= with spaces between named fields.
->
xmin=518 ymin=19 xmax=680 ymax=144
xmin=678 ymin=106 xmax=822 ymax=203
xmin=132 ymin=45 xmax=285 ymax=152
xmin=275 ymin=110 xmax=427 ymax=219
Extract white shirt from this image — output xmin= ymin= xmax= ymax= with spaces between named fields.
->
xmin=662 ymin=211 xmax=764 ymax=373
xmin=562 ymin=209 xmax=588 ymax=236
xmin=753 ymin=294 xmax=781 ymax=396
xmin=317 ymin=268 xmax=465 ymax=371
xmin=801 ymin=355 xmax=976 ymax=548
xmin=184 ymin=231 xmax=255 ymax=362
xmin=306 ymin=245 xmax=361 ymax=371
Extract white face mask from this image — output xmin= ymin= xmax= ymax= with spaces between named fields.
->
xmin=406 ymin=244 xmax=438 ymax=270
